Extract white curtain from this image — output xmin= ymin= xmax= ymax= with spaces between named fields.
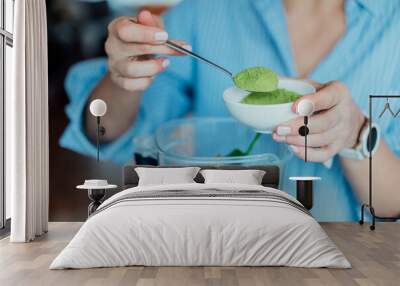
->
xmin=8 ymin=0 xmax=49 ymax=242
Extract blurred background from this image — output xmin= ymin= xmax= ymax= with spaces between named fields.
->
xmin=47 ymin=0 xmax=181 ymax=221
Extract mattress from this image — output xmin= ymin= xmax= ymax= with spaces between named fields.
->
xmin=50 ymin=183 xmax=350 ymax=269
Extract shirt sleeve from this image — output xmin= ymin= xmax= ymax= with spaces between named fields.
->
xmin=59 ymin=0 xmax=196 ymax=165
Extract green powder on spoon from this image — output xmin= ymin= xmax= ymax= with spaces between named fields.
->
xmin=241 ymin=89 xmax=300 ymax=105
xmin=233 ymin=67 xmax=278 ymax=92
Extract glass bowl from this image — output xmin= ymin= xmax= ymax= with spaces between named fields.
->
xmin=155 ymin=117 xmax=292 ymax=166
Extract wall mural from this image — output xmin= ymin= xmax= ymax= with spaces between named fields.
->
xmin=47 ymin=0 xmax=400 ymax=223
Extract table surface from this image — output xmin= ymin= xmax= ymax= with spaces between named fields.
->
xmin=76 ymin=184 xmax=118 ymax=190
xmin=289 ymin=176 xmax=322 ymax=181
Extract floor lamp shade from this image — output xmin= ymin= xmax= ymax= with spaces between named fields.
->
xmin=89 ymin=99 xmax=107 ymax=117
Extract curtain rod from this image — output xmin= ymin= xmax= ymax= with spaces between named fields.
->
xmin=369 ymin=95 xmax=400 ymax=98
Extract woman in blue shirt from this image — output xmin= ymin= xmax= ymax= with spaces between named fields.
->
xmin=60 ymin=0 xmax=400 ymax=221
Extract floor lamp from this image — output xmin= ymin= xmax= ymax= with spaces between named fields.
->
xmin=89 ymin=99 xmax=107 ymax=161
xmin=359 ymin=95 xmax=400 ymax=230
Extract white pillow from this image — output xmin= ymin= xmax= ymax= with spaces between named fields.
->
xmin=135 ymin=167 xmax=200 ymax=186
xmin=200 ymin=169 xmax=266 ymax=185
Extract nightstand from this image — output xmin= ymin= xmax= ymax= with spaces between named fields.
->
xmin=76 ymin=181 xmax=118 ymax=217
xmin=289 ymin=176 xmax=321 ymax=210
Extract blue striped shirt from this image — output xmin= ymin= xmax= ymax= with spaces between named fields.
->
xmin=60 ymin=0 xmax=400 ymax=221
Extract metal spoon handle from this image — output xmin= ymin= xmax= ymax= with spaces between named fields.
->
xmin=165 ymin=40 xmax=233 ymax=78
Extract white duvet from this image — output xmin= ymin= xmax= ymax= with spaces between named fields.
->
xmin=50 ymin=183 xmax=350 ymax=269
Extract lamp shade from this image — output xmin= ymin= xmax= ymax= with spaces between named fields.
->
xmin=297 ymin=99 xmax=314 ymax=116
xmin=89 ymin=99 xmax=107 ymax=117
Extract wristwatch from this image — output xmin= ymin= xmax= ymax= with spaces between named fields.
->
xmin=339 ymin=119 xmax=381 ymax=160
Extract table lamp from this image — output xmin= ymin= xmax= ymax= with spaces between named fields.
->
xmin=89 ymin=99 xmax=107 ymax=162
xmin=297 ymin=100 xmax=314 ymax=162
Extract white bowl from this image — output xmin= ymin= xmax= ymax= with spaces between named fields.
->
xmin=223 ymin=79 xmax=315 ymax=133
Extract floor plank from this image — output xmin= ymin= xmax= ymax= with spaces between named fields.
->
xmin=0 ymin=222 xmax=399 ymax=286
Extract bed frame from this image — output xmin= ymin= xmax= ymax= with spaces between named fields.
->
xmin=122 ymin=165 xmax=280 ymax=189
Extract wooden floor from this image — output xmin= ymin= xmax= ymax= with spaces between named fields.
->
xmin=0 ymin=222 xmax=399 ymax=286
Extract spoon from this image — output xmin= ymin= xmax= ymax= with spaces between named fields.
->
xmin=127 ymin=17 xmax=234 ymax=80
xmin=166 ymin=41 xmax=278 ymax=92
xmin=165 ymin=40 xmax=234 ymax=79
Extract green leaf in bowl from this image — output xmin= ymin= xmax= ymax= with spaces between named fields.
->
xmin=226 ymin=149 xmax=247 ymax=157
xmin=225 ymin=133 xmax=261 ymax=157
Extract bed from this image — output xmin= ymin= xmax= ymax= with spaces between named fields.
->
xmin=50 ymin=165 xmax=350 ymax=269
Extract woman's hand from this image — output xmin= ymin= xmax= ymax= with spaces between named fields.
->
xmin=105 ymin=10 xmax=190 ymax=92
xmin=273 ymin=81 xmax=366 ymax=162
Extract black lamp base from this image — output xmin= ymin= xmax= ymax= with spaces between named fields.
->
xmin=88 ymin=189 xmax=106 ymax=216
xmin=296 ymin=180 xmax=313 ymax=210
xmin=359 ymin=203 xmax=400 ymax=231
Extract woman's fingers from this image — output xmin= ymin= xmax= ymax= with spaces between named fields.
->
xmin=106 ymin=12 xmax=192 ymax=93
xmin=115 ymin=17 xmax=168 ymax=44
xmin=131 ymin=41 xmax=190 ymax=56
xmin=110 ymin=17 xmax=189 ymax=55
xmin=106 ymin=39 xmax=189 ymax=59
xmin=126 ymin=42 xmax=184 ymax=56
xmin=137 ymin=10 xmax=164 ymax=29
xmin=273 ymin=125 xmax=340 ymax=147
xmin=272 ymin=80 xmax=365 ymax=163
xmin=291 ymin=81 xmax=346 ymax=113
xmin=301 ymin=79 xmax=324 ymax=90
xmin=289 ymin=144 xmax=338 ymax=162
xmin=276 ymin=81 xmax=346 ymax=137
xmin=112 ymin=57 xmax=170 ymax=78
xmin=276 ymin=108 xmax=340 ymax=136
